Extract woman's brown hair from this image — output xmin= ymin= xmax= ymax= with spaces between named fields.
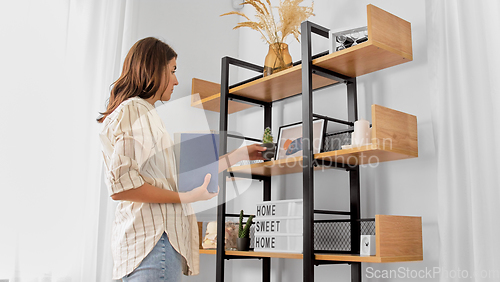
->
xmin=97 ymin=37 xmax=177 ymax=123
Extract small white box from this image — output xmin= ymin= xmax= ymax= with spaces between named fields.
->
xmin=255 ymin=199 xmax=303 ymax=217
xmin=254 ymin=233 xmax=303 ymax=253
xmin=360 ymin=235 xmax=376 ymax=256
xmin=254 ymin=216 xmax=302 ymax=234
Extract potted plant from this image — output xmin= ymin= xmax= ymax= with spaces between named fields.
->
xmin=221 ymin=0 xmax=314 ymax=76
xmin=237 ymin=210 xmax=255 ymax=251
xmin=261 ymin=127 xmax=275 ymax=160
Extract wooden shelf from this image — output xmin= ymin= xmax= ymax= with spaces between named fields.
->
xmin=191 ymin=5 xmax=412 ymax=114
xmin=191 ymin=66 xmax=336 ymax=113
xmin=200 ymin=215 xmax=423 ymax=263
xmin=199 ymin=249 xmax=216 ymax=255
xmin=228 ymin=105 xmax=418 ymax=177
xmin=313 ymin=4 xmax=412 ymax=78
xmin=200 ymin=250 xmax=422 ymax=263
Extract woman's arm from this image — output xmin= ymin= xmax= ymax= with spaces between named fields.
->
xmin=218 ymin=144 xmax=267 ymax=172
xmin=111 ymin=174 xmax=217 ymax=203
xmin=111 ymin=144 xmax=265 ymax=202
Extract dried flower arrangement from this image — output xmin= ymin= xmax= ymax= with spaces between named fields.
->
xmin=221 ymin=0 xmax=315 ymax=76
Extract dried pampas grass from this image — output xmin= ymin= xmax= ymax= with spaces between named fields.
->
xmin=221 ymin=0 xmax=314 ymax=45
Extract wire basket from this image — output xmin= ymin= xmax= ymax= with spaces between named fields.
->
xmin=323 ymin=131 xmax=352 ymax=152
xmin=314 ymin=219 xmax=375 ymax=252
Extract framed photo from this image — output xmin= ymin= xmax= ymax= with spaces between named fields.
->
xmin=275 ymin=119 xmax=325 ymax=160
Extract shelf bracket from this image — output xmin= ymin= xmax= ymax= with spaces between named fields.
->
xmin=227 ymin=171 xmax=271 ymax=182
xmin=313 ymin=113 xmax=354 ymax=127
xmin=314 ymin=260 xmax=350 ymax=266
xmin=224 ymin=56 xmax=264 ymax=73
xmin=227 ymin=133 xmax=262 ymax=143
xmin=229 ymin=74 xmax=263 ymax=89
xmin=314 ymin=210 xmax=351 ymax=216
xmin=314 ymin=159 xmax=354 ymax=171
xmin=225 ymin=213 xmax=256 ymax=218
xmin=311 ymin=65 xmax=354 ymax=84
xmin=226 ymin=255 xmax=262 ymax=260
xmin=306 ymin=21 xmax=330 ymax=38
xmin=228 ymin=93 xmax=271 ymax=107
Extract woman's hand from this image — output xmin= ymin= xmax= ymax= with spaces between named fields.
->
xmin=241 ymin=144 xmax=268 ymax=161
xmin=218 ymin=144 xmax=268 ymax=172
xmin=180 ymin=173 xmax=219 ymax=203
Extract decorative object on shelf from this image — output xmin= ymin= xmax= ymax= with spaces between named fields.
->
xmin=202 ymin=222 xmax=217 ymax=249
xmin=261 ymin=127 xmax=275 ymax=160
xmin=220 ymin=0 xmax=314 ymax=77
xmin=330 ymin=26 xmax=368 ymax=53
xmin=276 ymin=119 xmax=325 ymax=160
xmin=351 ymin=119 xmax=371 ymax=147
xmin=254 ymin=199 xmax=304 ymax=253
xmin=202 ymin=221 xmax=238 ymax=250
xmin=263 ymin=43 xmax=293 ymax=76
xmin=360 ymin=235 xmax=376 ymax=256
xmin=225 ymin=222 xmax=239 ymax=250
xmin=237 ymin=210 xmax=255 ymax=251
xmin=323 ymin=131 xmax=352 ymax=152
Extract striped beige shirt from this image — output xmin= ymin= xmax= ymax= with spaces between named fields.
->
xmin=99 ymin=97 xmax=199 ymax=279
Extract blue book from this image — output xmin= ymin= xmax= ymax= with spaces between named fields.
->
xmin=176 ymin=133 xmax=219 ymax=193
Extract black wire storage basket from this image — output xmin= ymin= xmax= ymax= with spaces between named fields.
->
xmin=248 ymin=219 xmax=375 ymax=252
xmin=322 ymin=131 xmax=352 ymax=152
xmin=314 ymin=219 xmax=376 ymax=252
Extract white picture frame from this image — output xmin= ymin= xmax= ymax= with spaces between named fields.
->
xmin=275 ymin=119 xmax=325 ymax=160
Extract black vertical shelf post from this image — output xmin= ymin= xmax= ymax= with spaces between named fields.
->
xmin=216 ymin=56 xmax=265 ymax=282
xmin=347 ymin=78 xmax=361 ymax=282
xmin=263 ymin=102 xmax=272 ymax=282
xmin=216 ymin=57 xmax=231 ymax=282
xmin=301 ymin=20 xmax=315 ymax=282
xmin=301 ymin=20 xmax=330 ymax=282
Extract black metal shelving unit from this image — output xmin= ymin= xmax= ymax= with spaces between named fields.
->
xmin=216 ymin=21 xmax=363 ymax=282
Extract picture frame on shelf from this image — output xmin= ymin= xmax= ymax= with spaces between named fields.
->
xmin=275 ymin=119 xmax=325 ymax=160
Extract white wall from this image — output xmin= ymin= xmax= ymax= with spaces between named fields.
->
xmin=133 ymin=0 xmax=438 ymax=281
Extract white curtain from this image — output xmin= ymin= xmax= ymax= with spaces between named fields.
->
xmin=427 ymin=0 xmax=500 ymax=281
xmin=0 ymin=0 xmax=138 ymax=281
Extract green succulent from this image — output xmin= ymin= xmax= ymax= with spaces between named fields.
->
xmin=262 ymin=127 xmax=274 ymax=144
xmin=238 ymin=210 xmax=254 ymax=238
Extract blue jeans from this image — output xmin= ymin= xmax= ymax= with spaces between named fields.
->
xmin=122 ymin=232 xmax=182 ymax=282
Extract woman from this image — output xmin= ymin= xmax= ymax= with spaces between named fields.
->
xmin=98 ymin=37 xmax=266 ymax=281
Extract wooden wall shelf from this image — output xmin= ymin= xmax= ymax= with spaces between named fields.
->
xmin=200 ymin=215 xmax=423 ymax=263
xmin=228 ymin=105 xmax=417 ymax=177
xmin=201 ymin=250 xmax=422 ymax=263
xmin=191 ymin=5 xmax=412 ymax=114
